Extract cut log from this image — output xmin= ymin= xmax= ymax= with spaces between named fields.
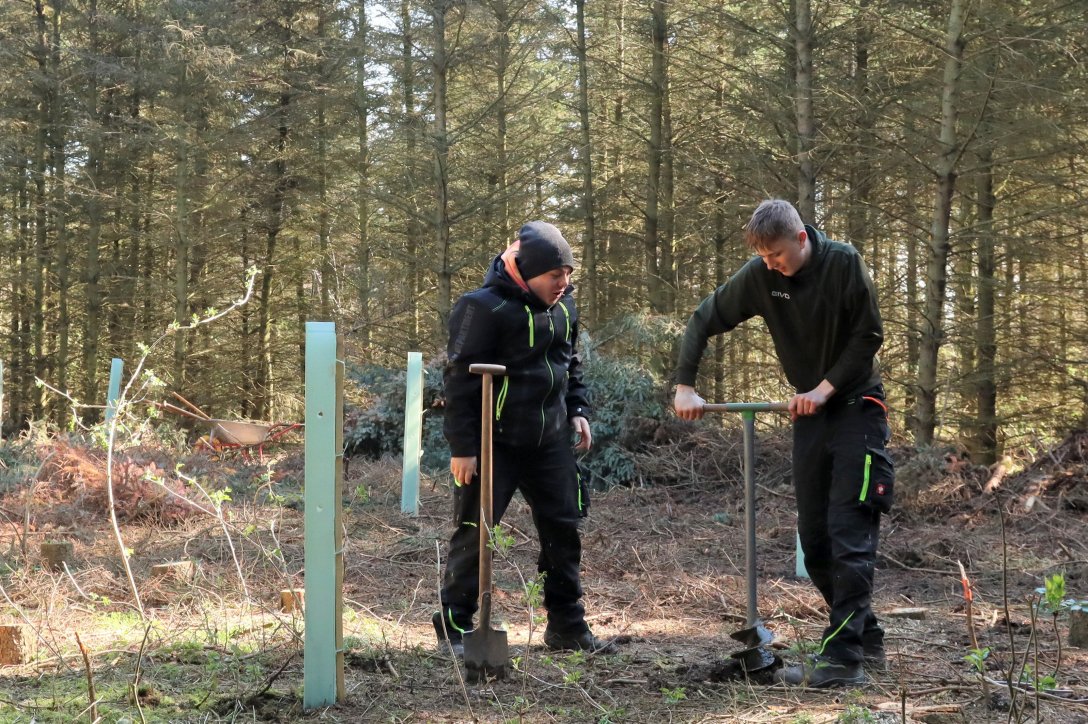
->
xmin=41 ymin=541 xmax=74 ymax=572
xmin=280 ymin=589 xmax=305 ymax=613
xmin=0 ymin=624 xmax=36 ymax=665
xmin=150 ymin=561 xmax=195 ymax=582
xmin=1070 ymin=608 xmax=1088 ymax=648
xmin=886 ymin=607 xmax=928 ymax=620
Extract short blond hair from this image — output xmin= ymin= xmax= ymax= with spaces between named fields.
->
xmin=744 ymin=199 xmax=804 ymax=251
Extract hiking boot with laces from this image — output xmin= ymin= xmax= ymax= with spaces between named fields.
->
xmin=543 ymin=627 xmax=618 ymax=654
xmin=774 ymin=654 xmax=867 ymax=688
xmin=432 ymin=610 xmax=467 ymax=658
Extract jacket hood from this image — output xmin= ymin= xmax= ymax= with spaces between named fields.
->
xmin=483 ymin=251 xmax=574 ymax=307
xmin=792 ymin=224 xmax=828 ymax=280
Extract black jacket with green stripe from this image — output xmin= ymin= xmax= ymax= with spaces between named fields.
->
xmin=443 ymin=255 xmax=591 ymax=458
xmin=675 ymin=225 xmax=884 ymax=400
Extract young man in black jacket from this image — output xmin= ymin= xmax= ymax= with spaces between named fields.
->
xmin=434 ymin=221 xmax=616 ymax=656
xmin=673 ymin=199 xmax=894 ymax=688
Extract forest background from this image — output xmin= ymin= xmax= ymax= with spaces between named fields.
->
xmin=1 ymin=0 xmax=1086 ymax=467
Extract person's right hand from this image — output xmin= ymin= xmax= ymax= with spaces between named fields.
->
xmin=450 ymin=456 xmax=478 ymax=486
xmin=673 ymin=384 xmax=706 ymax=421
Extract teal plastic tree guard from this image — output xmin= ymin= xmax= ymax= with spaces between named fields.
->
xmin=795 ymin=530 xmax=809 ymax=578
xmin=303 ymin=322 xmax=345 ymax=708
xmin=401 ymin=352 xmax=423 ymax=516
xmin=105 ymin=358 xmax=123 ymax=422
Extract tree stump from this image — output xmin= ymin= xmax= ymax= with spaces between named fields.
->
xmin=150 ymin=561 xmax=195 ymax=582
xmin=0 ymin=624 xmax=36 ymax=665
xmin=280 ymin=589 xmax=305 ymax=613
xmin=41 ymin=541 xmax=74 ymax=572
xmin=1071 ymin=609 xmax=1088 ymax=648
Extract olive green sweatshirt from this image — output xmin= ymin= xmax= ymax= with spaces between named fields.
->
xmin=675 ymin=226 xmax=883 ymax=400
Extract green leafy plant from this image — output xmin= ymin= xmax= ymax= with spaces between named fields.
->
xmin=836 ymin=704 xmax=877 ymax=723
xmin=1019 ymin=663 xmax=1057 ymax=691
xmin=660 ymin=686 xmax=687 ymax=704
xmin=488 ymin=523 xmax=515 ymax=555
xmin=964 ymin=646 xmax=991 ymax=673
xmin=524 ymin=574 xmax=545 ymax=610
xmin=597 ymin=709 xmax=628 ymax=724
xmin=1030 ymin=572 xmax=1076 ymax=689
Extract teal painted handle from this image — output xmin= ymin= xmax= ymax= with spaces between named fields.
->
xmin=703 ymin=402 xmax=788 ymax=413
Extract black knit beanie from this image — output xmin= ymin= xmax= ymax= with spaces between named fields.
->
xmin=516 ymin=221 xmax=576 ymax=280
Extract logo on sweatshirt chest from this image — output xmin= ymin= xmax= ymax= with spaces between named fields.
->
xmin=771 ymin=290 xmax=791 ymax=300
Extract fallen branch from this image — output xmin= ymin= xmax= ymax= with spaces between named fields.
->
xmin=74 ymin=632 xmax=98 ymax=723
xmin=983 ymin=458 xmax=1009 ymax=494
xmin=242 ymin=650 xmax=300 ymax=707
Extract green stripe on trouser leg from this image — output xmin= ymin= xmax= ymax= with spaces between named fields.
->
xmin=859 ymin=453 xmax=872 ymax=502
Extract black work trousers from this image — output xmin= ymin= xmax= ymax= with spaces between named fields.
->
xmin=792 ymin=389 xmax=894 ymax=664
xmin=440 ymin=436 xmax=588 ymax=635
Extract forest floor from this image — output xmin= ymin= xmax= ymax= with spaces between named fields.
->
xmin=0 ymin=422 xmax=1087 ymax=723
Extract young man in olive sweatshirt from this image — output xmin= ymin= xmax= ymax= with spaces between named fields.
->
xmin=673 ymin=199 xmax=894 ymax=688
xmin=434 ymin=221 xmax=616 ymax=657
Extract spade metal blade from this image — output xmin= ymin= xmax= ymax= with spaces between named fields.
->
xmin=729 ymin=644 xmax=778 ymax=673
xmin=462 ymin=625 xmax=508 ymax=681
xmin=729 ymin=620 xmax=775 ymax=648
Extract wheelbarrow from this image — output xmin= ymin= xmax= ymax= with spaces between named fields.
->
xmin=159 ymin=393 xmax=302 ymax=461
xmin=704 ymin=401 xmax=788 ymax=673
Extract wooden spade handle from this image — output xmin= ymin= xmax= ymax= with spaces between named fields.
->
xmin=470 ymin=363 xmax=504 ymax=628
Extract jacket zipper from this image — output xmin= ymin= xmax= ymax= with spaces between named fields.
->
xmin=539 ymin=308 xmax=556 ymax=446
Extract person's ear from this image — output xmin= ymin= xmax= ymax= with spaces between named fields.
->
xmin=797 ymin=229 xmax=808 ymax=247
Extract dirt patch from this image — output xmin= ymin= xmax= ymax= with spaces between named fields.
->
xmin=0 ymin=433 xmax=1086 ymax=722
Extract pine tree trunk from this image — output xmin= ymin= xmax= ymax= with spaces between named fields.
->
xmin=644 ymin=0 xmax=667 ymax=313
xmin=431 ymin=0 xmax=453 ymax=329
xmin=915 ymin=0 xmax=967 ymax=445
xmin=660 ymin=43 xmax=675 ymax=315
xmin=355 ymin=0 xmax=371 ymax=350
xmin=49 ymin=7 xmax=70 ymax=412
xmin=172 ymin=126 xmax=190 ymax=390
xmin=401 ymin=0 xmax=420 ymax=349
xmin=493 ymin=3 xmax=511 ymax=244
xmin=78 ymin=0 xmax=105 ymax=419
xmin=793 ymin=0 xmax=816 ymax=221
xmin=847 ymin=0 xmax=872 ymax=257
xmin=603 ymin=0 xmax=626 ymax=315
xmin=575 ymin=0 xmax=597 ymax=325
xmin=974 ymin=156 xmax=998 ymax=464
xmin=31 ymin=0 xmax=51 ymax=420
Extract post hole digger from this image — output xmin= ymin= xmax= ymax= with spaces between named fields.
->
xmin=460 ymin=363 xmax=509 ymax=681
xmin=703 ymin=401 xmax=789 ymax=674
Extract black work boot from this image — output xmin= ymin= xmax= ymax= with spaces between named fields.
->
xmin=774 ymin=654 xmax=867 ymax=688
xmin=863 ymin=640 xmax=887 ymax=672
xmin=432 ymin=610 xmax=469 ymax=658
xmin=543 ymin=626 xmax=618 ymax=654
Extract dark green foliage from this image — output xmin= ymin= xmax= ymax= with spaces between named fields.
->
xmin=0 ymin=437 xmax=37 ymax=494
xmin=342 ymin=352 xmax=669 ymax=487
xmin=344 ymin=362 xmax=447 ymax=472
xmin=578 ymin=352 xmax=665 ymax=488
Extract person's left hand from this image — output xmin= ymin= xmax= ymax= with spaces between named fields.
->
xmin=572 ymin=416 xmax=592 ymax=451
xmin=789 ymin=386 xmax=831 ymax=420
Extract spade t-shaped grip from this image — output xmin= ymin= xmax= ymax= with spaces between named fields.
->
xmin=469 ymin=364 xmax=507 ymax=376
